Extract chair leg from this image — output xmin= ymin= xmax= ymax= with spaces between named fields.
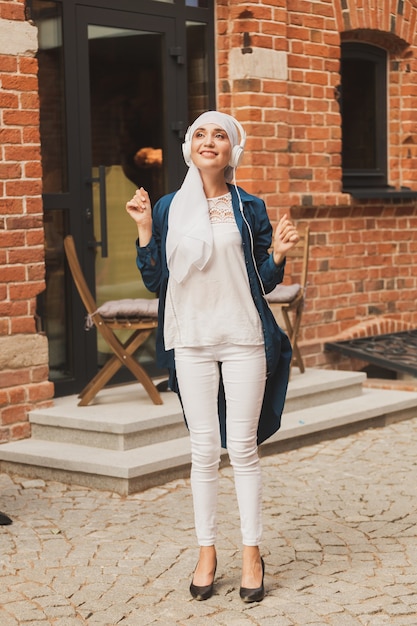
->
xmin=79 ymin=329 xmax=151 ymax=401
xmin=78 ymin=329 xmax=163 ymax=406
xmin=102 ymin=325 xmax=164 ymax=405
xmin=281 ymin=308 xmax=305 ymax=374
xmin=290 ymin=303 xmax=305 ymax=373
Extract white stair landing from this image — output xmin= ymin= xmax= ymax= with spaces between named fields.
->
xmin=1 ymin=369 xmax=417 ymax=494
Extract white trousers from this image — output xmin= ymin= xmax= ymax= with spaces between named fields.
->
xmin=175 ymin=343 xmax=266 ymax=547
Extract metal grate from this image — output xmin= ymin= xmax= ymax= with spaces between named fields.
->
xmin=325 ymin=329 xmax=417 ymax=377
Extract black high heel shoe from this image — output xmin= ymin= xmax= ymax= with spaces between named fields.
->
xmin=239 ymin=557 xmax=265 ymax=603
xmin=0 ymin=512 xmax=12 ymax=526
xmin=189 ymin=560 xmax=217 ymax=601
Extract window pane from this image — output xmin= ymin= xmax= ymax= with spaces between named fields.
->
xmin=341 ymin=58 xmax=376 ymax=170
xmin=186 ymin=0 xmax=209 ymax=6
xmin=186 ymin=21 xmax=209 ymax=121
xmin=32 ymin=0 xmax=68 ymax=193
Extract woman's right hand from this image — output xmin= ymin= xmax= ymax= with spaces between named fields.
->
xmin=126 ymin=187 xmax=153 ymax=246
xmin=126 ymin=187 xmax=152 ymax=225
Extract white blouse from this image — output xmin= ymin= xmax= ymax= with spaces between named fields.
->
xmin=164 ymin=192 xmax=263 ymax=350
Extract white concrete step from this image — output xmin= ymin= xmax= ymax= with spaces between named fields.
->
xmin=1 ymin=371 xmax=417 ymax=494
xmin=263 ymin=386 xmax=417 ymax=454
xmin=0 ymin=435 xmax=193 ymax=493
xmin=284 ymin=368 xmax=366 ymax=412
xmin=29 ymin=382 xmax=186 ymax=451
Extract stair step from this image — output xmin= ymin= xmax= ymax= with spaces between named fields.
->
xmin=284 ymin=368 xmax=365 ymax=412
xmin=0 ymin=435 xmax=192 ymax=478
xmin=29 ymin=386 xmax=185 ymax=450
xmin=0 ymin=435 xmax=192 ymax=494
xmin=271 ymin=386 xmax=417 ymax=444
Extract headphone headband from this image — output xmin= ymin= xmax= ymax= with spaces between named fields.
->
xmin=182 ymin=116 xmax=246 ymax=168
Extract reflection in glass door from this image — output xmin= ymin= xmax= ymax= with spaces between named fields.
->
xmin=85 ymin=24 xmax=167 ymax=369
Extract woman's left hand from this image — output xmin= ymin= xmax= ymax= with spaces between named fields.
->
xmin=273 ymin=214 xmax=300 ymax=266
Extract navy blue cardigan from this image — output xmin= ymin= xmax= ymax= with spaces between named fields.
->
xmin=136 ymin=184 xmax=292 ymax=447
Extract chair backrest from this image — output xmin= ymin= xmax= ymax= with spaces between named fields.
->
xmin=63 ymin=235 xmax=97 ymax=316
xmin=283 ymin=225 xmax=310 ymax=290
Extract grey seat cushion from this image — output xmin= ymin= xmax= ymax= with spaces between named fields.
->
xmin=86 ymin=298 xmax=159 ymax=328
xmin=266 ymin=283 xmax=301 ymax=303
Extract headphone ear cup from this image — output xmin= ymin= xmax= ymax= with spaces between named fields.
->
xmin=182 ymin=140 xmax=192 ymax=166
xmin=230 ymin=144 xmax=244 ymax=168
xmin=182 ymin=127 xmax=192 ymax=166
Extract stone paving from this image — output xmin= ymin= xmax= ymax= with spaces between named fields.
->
xmin=1 ymin=416 xmax=417 ymax=626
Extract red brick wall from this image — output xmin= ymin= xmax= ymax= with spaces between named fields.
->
xmin=292 ymin=201 xmax=417 ymax=368
xmin=217 ymin=0 xmax=417 ymax=370
xmin=0 ymin=0 xmax=54 ymax=443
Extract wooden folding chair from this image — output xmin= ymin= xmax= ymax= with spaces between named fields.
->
xmin=63 ymin=235 xmax=163 ymax=406
xmin=266 ymin=226 xmax=310 ymax=373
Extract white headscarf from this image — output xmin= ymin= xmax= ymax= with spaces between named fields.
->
xmin=165 ymin=111 xmax=242 ymax=284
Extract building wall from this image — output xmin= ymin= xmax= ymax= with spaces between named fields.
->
xmin=219 ymin=0 xmax=417 ymax=368
xmin=1 ymin=0 xmax=417 ymax=443
xmin=0 ymin=1 xmax=54 ymax=443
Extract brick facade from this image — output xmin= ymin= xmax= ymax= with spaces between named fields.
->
xmin=219 ymin=0 xmax=417 ymax=369
xmin=1 ymin=0 xmax=417 ymax=442
xmin=0 ymin=0 xmax=54 ymax=443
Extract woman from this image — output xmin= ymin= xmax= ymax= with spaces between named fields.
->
xmin=126 ymin=111 xmax=299 ymax=602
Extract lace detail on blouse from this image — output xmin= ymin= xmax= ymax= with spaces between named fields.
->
xmin=208 ymin=193 xmax=234 ymax=224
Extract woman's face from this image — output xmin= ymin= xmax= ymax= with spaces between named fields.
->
xmin=190 ymin=124 xmax=231 ymax=172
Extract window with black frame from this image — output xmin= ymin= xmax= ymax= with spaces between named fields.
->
xmin=340 ymin=42 xmax=388 ymax=191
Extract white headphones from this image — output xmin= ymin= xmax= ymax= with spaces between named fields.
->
xmin=182 ymin=118 xmax=247 ymax=168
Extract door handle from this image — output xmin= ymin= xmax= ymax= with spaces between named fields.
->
xmin=85 ymin=165 xmax=108 ymax=257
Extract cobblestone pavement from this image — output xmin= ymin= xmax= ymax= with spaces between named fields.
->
xmin=1 ymin=417 xmax=417 ymax=626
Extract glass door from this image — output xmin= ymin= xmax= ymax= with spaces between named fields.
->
xmin=76 ymin=7 xmax=181 ymax=379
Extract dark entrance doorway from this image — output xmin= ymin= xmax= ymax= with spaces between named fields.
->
xmin=32 ymin=0 xmax=214 ymax=396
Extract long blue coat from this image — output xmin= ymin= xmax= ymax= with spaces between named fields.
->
xmin=136 ymin=184 xmax=292 ymax=448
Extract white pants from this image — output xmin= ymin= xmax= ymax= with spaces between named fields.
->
xmin=175 ymin=343 xmax=266 ymax=547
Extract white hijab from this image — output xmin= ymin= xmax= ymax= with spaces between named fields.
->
xmin=165 ymin=111 xmax=241 ymax=284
